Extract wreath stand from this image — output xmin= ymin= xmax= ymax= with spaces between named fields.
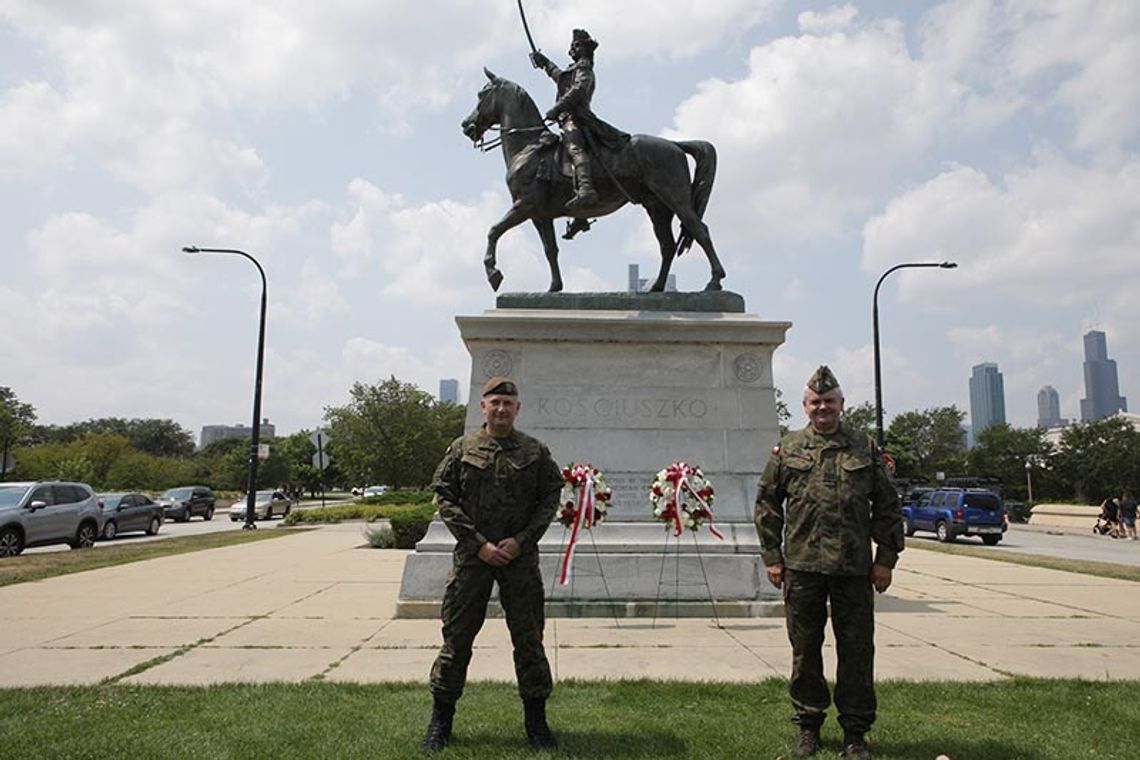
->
xmin=549 ymin=525 xmax=622 ymax=629
xmin=651 ymin=527 xmax=723 ymax=630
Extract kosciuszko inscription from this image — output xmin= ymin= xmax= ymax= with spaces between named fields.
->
xmin=536 ymin=395 xmax=711 ymax=423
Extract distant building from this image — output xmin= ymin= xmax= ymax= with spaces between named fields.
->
xmin=627 ymin=263 xmax=676 ymax=293
xmin=969 ymin=363 xmax=1006 ymax=439
xmin=1036 ymin=385 xmax=1068 ymax=429
xmin=199 ymin=418 xmax=275 ymax=449
xmin=439 ymin=378 xmax=460 ymax=405
xmin=1079 ymin=330 xmax=1127 ymax=421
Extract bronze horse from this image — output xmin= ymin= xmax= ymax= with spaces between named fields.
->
xmin=461 ymin=69 xmax=726 ymax=293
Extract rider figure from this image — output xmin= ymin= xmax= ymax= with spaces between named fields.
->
xmin=531 ymin=29 xmax=626 ymax=211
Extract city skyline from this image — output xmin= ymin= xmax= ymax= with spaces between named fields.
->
xmin=1080 ymin=330 xmax=1128 ymax=422
xmin=1 ymin=3 xmax=1136 ymax=438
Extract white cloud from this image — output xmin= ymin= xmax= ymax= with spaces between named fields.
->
xmin=862 ymin=156 xmax=1140 ymax=306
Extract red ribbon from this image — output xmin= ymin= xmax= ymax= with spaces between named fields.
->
xmin=559 ymin=465 xmax=596 ymax=585
xmin=663 ymin=461 xmax=724 ymax=540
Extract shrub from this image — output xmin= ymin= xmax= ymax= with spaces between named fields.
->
xmin=389 ymin=504 xmax=437 ymax=549
xmin=360 ymin=490 xmax=434 ymax=506
xmin=363 ymin=523 xmax=395 ymax=548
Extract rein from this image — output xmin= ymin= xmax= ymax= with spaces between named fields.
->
xmin=475 ymin=123 xmax=552 ymax=152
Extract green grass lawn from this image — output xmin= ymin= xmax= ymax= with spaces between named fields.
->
xmin=0 ymin=679 xmax=1135 ymax=759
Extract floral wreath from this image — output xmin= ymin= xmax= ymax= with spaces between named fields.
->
xmin=558 ymin=463 xmax=611 ymax=528
xmin=556 ymin=463 xmax=611 ymax=585
xmin=650 ymin=461 xmax=724 ymax=539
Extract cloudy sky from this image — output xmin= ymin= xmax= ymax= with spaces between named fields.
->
xmin=2 ymin=0 xmax=1136 ymax=441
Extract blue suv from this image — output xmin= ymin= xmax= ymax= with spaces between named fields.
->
xmin=903 ymin=487 xmax=1008 ymax=545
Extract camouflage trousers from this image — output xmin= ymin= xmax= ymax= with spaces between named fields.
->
xmin=429 ymin=559 xmax=553 ymax=705
xmin=783 ymin=569 xmax=876 ymax=734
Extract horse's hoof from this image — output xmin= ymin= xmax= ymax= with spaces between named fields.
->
xmin=488 ymin=270 xmax=504 ymax=292
xmin=548 ymin=283 xmax=564 ymax=293
xmin=704 ymin=281 xmax=723 ymax=292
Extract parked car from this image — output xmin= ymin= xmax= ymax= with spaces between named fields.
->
xmin=361 ymin=485 xmax=389 ymax=498
xmin=229 ymin=490 xmax=294 ymax=522
xmin=97 ymin=492 xmax=164 ymax=540
xmin=0 ymin=481 xmax=103 ymax=557
xmin=156 ymin=486 xmax=215 ymax=522
xmin=903 ymin=487 xmax=1008 ymax=544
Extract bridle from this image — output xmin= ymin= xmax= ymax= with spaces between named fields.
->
xmin=473 ymin=123 xmax=553 ymax=152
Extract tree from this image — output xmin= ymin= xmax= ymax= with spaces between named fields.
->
xmin=966 ymin=424 xmax=1059 ymax=502
xmin=885 ymin=406 xmax=967 ymax=482
xmin=0 ymin=387 xmax=36 ymax=479
xmin=326 ymin=376 xmax=466 ymax=489
xmin=1053 ymin=417 xmax=1140 ymax=502
xmin=27 ymin=417 xmax=194 ymax=457
xmin=841 ymin=401 xmax=876 ymax=438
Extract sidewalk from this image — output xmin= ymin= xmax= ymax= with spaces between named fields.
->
xmin=0 ymin=523 xmax=1138 ymax=687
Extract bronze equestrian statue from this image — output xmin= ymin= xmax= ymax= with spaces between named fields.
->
xmin=460 ymin=30 xmax=726 ymax=294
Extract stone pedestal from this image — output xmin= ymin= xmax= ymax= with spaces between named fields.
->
xmin=397 ymin=292 xmax=790 ymax=618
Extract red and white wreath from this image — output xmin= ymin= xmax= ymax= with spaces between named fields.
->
xmin=649 ymin=461 xmax=724 ymax=539
xmin=556 ymin=463 xmax=611 ymax=585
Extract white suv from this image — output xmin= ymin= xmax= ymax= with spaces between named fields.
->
xmin=0 ymin=481 xmax=103 ymax=557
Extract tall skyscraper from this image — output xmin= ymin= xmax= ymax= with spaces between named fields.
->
xmin=438 ymin=378 xmax=459 ymax=405
xmin=1080 ymin=330 xmax=1127 ymax=421
xmin=969 ymin=363 xmax=1006 ymax=438
xmin=1036 ymin=385 xmax=1067 ymax=428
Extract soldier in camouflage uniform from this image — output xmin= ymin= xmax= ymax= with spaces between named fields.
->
xmin=754 ymin=366 xmax=903 ymax=760
xmin=420 ymin=376 xmax=564 ymax=754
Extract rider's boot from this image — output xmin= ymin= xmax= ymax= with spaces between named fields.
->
xmin=567 ymin=158 xmax=599 ymax=210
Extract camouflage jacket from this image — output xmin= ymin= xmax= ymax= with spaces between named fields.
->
xmin=754 ymin=422 xmax=903 ymax=576
xmin=432 ymin=427 xmax=563 ymax=566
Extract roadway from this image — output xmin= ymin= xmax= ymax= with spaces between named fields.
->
xmin=906 ymin=522 xmax=1140 ymax=567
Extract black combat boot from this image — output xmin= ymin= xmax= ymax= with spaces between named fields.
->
xmin=792 ymin=726 xmax=821 ymax=757
xmin=842 ymin=732 xmax=871 ymax=760
xmin=523 ymin=698 xmax=558 ymax=749
xmin=420 ymin=699 xmax=455 ymax=754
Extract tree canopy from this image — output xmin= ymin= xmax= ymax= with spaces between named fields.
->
xmin=884 ymin=406 xmax=967 ymax=482
xmin=325 ymin=376 xmax=466 ymax=490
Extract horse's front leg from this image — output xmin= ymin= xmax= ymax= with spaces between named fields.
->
xmin=531 ymin=217 xmax=562 ymax=292
xmin=484 ymin=202 xmax=531 ymax=292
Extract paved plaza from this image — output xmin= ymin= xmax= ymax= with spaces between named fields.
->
xmin=1 ymin=523 xmax=1138 ymax=687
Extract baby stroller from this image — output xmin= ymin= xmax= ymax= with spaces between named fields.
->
xmin=1094 ymin=500 xmax=1118 ymax=536
xmin=1093 ymin=516 xmax=1114 ymax=535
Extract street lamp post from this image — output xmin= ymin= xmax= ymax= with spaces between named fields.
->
xmin=873 ymin=261 xmax=957 ymax=447
xmin=183 ymin=246 xmax=267 ymax=530
xmin=1025 ymin=459 xmax=1034 ymax=504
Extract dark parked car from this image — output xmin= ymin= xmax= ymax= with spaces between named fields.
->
xmin=0 ymin=481 xmax=102 ymax=557
xmin=97 ymin=492 xmax=164 ymax=540
xmin=903 ymin=487 xmax=1008 ymax=544
xmin=156 ymin=486 xmax=216 ymax=522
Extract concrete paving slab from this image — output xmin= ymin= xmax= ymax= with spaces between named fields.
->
xmin=0 ymin=523 xmax=1137 ymax=687
xmin=553 ymin=646 xmax=765 ymax=682
xmin=953 ymin=646 xmax=1140 ymax=680
xmin=48 ymin=616 xmax=245 ymax=648
xmin=0 ymin=647 xmax=175 ymax=686
xmin=122 ymin=646 xmax=347 ymax=685
xmin=208 ymin=617 xmax=386 ymax=649
xmin=272 ymin=582 xmax=396 ymax=619
xmin=328 ymin=647 xmax=436 ymax=683
xmin=874 ymin=645 xmax=1004 ymax=681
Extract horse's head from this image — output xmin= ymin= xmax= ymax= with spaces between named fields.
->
xmin=461 ymin=68 xmax=540 ymax=144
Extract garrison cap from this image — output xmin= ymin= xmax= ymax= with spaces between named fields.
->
xmin=481 ymin=376 xmax=518 ymax=397
xmin=806 ymin=365 xmax=840 ymax=394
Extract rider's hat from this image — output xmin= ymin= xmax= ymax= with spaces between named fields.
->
xmin=572 ymin=29 xmax=598 ymax=53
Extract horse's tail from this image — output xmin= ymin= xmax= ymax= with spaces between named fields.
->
xmin=675 ymin=140 xmax=717 ymax=256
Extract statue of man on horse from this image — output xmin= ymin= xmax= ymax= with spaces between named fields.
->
xmin=529 ymin=29 xmax=629 ymax=212
xmin=459 ymin=13 xmax=726 ymax=294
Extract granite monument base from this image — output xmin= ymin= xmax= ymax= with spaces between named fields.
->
xmin=396 ymin=293 xmax=790 ymax=618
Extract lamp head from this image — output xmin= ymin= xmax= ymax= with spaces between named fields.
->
xmin=939 ymin=261 xmax=958 ymax=269
xmin=182 ymin=246 xmax=200 ymax=253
